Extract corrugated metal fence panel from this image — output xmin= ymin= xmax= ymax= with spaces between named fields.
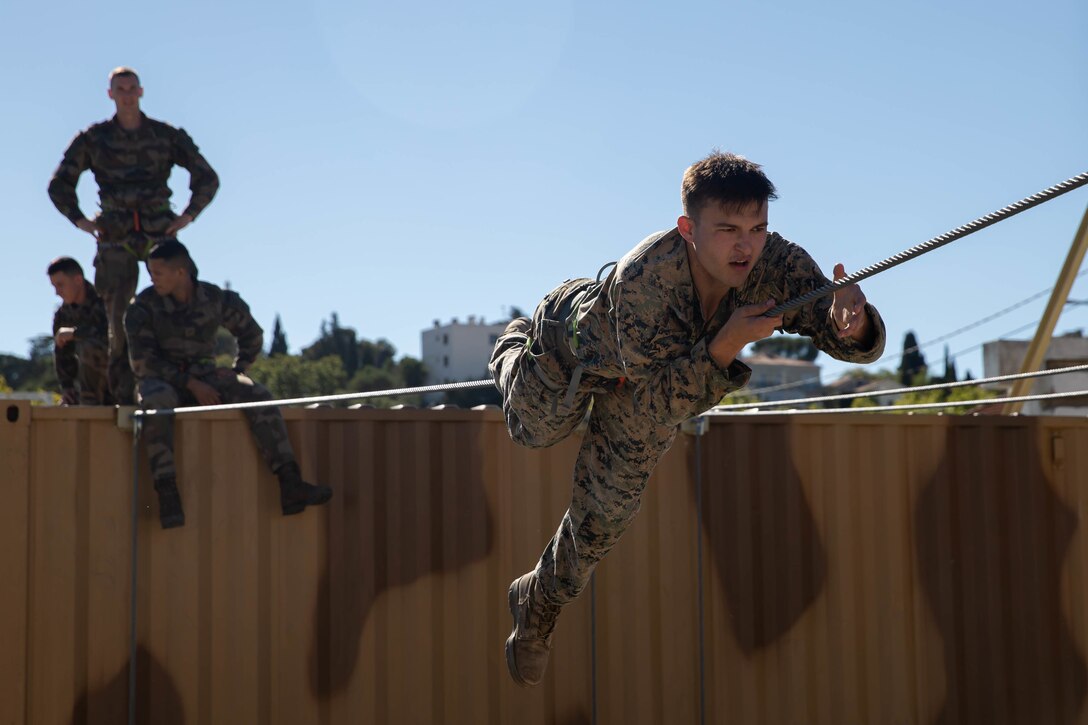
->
xmin=687 ymin=415 xmax=1088 ymax=725
xmin=21 ymin=407 xmax=596 ymax=725
xmin=0 ymin=401 xmax=30 ymax=725
xmin=11 ymin=408 xmax=1088 ymax=724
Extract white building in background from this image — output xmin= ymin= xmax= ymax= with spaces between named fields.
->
xmin=982 ymin=330 xmax=1088 ymax=415
xmin=421 ymin=316 xmax=509 ymax=386
xmin=738 ymin=353 xmax=822 ymax=401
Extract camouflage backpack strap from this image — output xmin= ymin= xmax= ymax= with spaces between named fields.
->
xmin=559 ymin=261 xmax=617 ymax=409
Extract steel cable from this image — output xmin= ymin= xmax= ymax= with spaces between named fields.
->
xmin=765 ymin=171 xmax=1088 ymax=317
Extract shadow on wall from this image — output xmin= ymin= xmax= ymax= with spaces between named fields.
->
xmin=915 ymin=425 xmax=1086 ymax=725
xmin=308 ymin=421 xmax=495 ymax=697
xmin=696 ymin=424 xmax=828 ymax=654
xmin=71 ymin=646 xmax=184 ymax=725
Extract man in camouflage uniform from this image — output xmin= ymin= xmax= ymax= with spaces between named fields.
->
xmin=124 ymin=240 xmax=331 ymax=529
xmin=492 ymin=151 xmax=887 ymax=686
xmin=48 ymin=66 xmax=219 ymax=405
xmin=48 ymin=256 xmax=112 ymax=406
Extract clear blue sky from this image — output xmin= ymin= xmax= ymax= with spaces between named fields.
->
xmin=3 ymin=0 xmax=1086 ymax=385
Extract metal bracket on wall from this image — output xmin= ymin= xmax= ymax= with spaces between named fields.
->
xmin=116 ymin=405 xmax=137 ymax=432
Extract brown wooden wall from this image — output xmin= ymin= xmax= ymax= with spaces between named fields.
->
xmin=2 ymin=401 xmax=1088 ymax=724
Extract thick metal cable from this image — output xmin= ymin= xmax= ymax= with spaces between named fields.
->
xmin=765 ymin=171 xmax=1088 ymax=317
xmin=132 ymin=379 xmax=494 ymax=417
xmin=715 ymin=361 xmax=1088 ymax=410
xmin=708 ymin=387 xmax=1088 ymax=415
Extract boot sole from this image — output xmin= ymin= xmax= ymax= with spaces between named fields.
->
xmin=505 ymin=581 xmax=529 ymax=687
xmin=160 ymin=514 xmax=185 ymax=529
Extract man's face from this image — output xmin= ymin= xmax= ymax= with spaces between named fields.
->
xmin=680 ymin=200 xmax=769 ymax=291
xmin=50 ymin=272 xmax=84 ymax=305
xmin=147 ymin=259 xmax=188 ymax=298
xmin=108 ymin=74 xmax=143 ymax=112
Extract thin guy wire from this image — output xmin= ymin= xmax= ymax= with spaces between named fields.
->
xmin=764 ymin=171 xmax=1088 ymax=317
xmin=740 ymin=288 xmax=1085 ymax=398
xmin=132 ymin=379 xmax=495 ymax=417
xmin=707 ymin=387 xmax=1088 ymax=415
xmin=715 ymin=361 xmax=1088 ymax=410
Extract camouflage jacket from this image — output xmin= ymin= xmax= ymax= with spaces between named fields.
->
xmin=571 ymin=229 xmax=886 ymax=427
xmin=48 ymin=113 xmax=219 ymax=224
xmin=124 ymin=281 xmax=262 ymax=389
xmin=52 ymin=281 xmax=109 ymax=390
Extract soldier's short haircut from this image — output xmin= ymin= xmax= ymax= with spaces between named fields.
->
xmin=682 ymin=151 xmax=778 ymax=219
xmin=148 ymin=239 xmax=199 ymax=277
xmin=47 ymin=256 xmax=84 ymax=278
xmin=108 ymin=66 xmax=140 ymax=86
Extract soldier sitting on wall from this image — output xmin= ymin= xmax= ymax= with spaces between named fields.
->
xmin=124 ymin=239 xmax=331 ymax=529
xmin=48 ymin=256 xmax=113 ymax=406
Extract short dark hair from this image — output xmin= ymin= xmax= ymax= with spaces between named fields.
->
xmin=109 ymin=66 xmax=140 ymax=86
xmin=682 ymin=151 xmax=778 ymax=219
xmin=148 ymin=238 xmax=199 ymax=278
xmin=47 ymin=256 xmax=84 ymax=277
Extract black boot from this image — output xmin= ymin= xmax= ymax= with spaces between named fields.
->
xmin=153 ymin=477 xmax=185 ymax=529
xmin=276 ymin=462 xmax=333 ymax=516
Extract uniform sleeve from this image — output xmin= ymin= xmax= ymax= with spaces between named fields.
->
xmin=52 ymin=312 xmax=77 ymax=392
xmin=47 ymin=132 xmax=90 ymax=225
xmin=172 ymin=128 xmax=219 ymax=219
xmin=124 ymin=302 xmax=189 ymax=388
xmin=610 ymin=276 xmax=751 ymax=428
xmin=772 ymin=242 xmax=886 ymax=364
xmin=220 ymin=291 xmax=263 ymax=371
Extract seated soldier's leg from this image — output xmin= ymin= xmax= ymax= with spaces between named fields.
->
xmin=205 ymin=369 xmax=333 ymax=515
xmin=76 ymin=339 xmax=113 ymax=406
xmin=137 ymin=377 xmax=185 ymax=528
xmin=93 ymin=244 xmax=138 ymax=405
xmin=506 ymin=388 xmax=676 ymax=686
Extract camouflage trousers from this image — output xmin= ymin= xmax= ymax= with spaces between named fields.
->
xmin=489 ymin=280 xmax=678 ymax=606
xmin=69 ymin=338 xmax=112 ymax=405
xmin=137 ymin=370 xmax=297 ymax=483
xmin=94 ymin=208 xmax=177 ymax=405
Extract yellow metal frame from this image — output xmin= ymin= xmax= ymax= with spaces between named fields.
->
xmin=1003 ymin=203 xmax=1088 ymax=414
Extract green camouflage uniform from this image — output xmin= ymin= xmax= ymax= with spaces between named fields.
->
xmin=52 ymin=280 xmax=112 ymax=405
xmin=124 ymin=281 xmax=295 ymax=484
xmin=490 ymin=229 xmax=886 ymax=606
xmin=48 ymin=113 xmax=219 ymax=403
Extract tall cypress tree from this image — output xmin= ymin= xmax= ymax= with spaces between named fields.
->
xmin=898 ymin=331 xmax=928 ymax=385
xmin=270 ymin=314 xmax=289 ymax=357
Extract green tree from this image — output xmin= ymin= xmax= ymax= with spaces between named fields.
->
xmin=751 ymin=334 xmax=819 ymax=361
xmin=270 ymin=315 xmax=289 ymax=356
xmin=303 ymin=313 xmax=359 ymax=377
xmin=398 ymin=357 xmax=428 ymax=388
xmin=347 ymin=365 xmax=422 ymax=408
xmin=898 ymin=331 xmax=927 ymax=386
xmin=247 ymin=355 xmax=347 ymax=399
xmin=358 ymin=338 xmax=397 ymax=370
xmin=3 ymin=335 xmax=60 ymax=392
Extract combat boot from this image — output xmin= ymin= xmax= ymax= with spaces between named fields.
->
xmin=277 ymin=462 xmax=333 ymax=516
xmin=153 ymin=477 xmax=185 ymax=529
xmin=505 ymin=571 xmax=561 ymax=687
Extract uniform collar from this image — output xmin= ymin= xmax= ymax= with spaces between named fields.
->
xmin=161 ymin=279 xmax=205 ymax=313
